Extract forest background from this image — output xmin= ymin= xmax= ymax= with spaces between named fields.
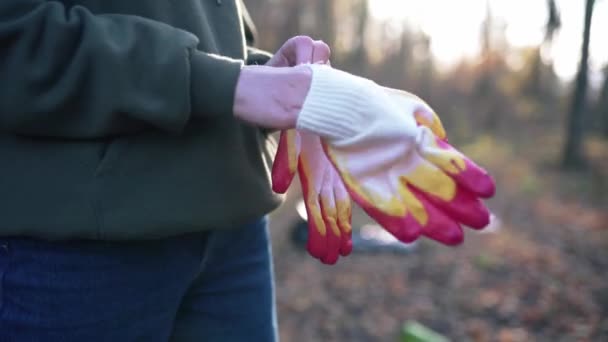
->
xmin=246 ymin=1 xmax=608 ymax=341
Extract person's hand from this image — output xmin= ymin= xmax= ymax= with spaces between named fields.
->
xmin=269 ymin=37 xmax=352 ymax=265
xmin=295 ymin=65 xmax=496 ymax=245
xmin=232 ymin=65 xmax=311 ymax=129
xmin=232 ymin=36 xmax=329 ymax=129
xmin=265 ymin=36 xmax=330 ymax=68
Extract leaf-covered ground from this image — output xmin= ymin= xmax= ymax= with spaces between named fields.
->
xmin=268 ymin=134 xmax=608 ymax=342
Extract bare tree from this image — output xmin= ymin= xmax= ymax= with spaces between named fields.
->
xmin=562 ymin=0 xmax=595 ymax=169
xmin=346 ymin=0 xmax=369 ymax=75
xmin=315 ymin=0 xmax=336 ymax=49
xmin=598 ymin=66 xmax=608 ymax=137
xmin=544 ymin=0 xmax=561 ymax=44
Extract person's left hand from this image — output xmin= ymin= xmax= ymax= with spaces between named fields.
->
xmin=269 ymin=36 xmax=352 ymax=265
xmin=232 ymin=36 xmax=329 ymax=129
xmin=265 ymin=36 xmax=330 ymax=68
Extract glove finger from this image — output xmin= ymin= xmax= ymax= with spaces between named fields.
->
xmin=335 ymin=159 xmax=462 ymax=245
xmin=420 ymin=135 xmax=495 ymax=198
xmin=332 ymin=171 xmax=353 ymax=256
xmin=406 ymin=185 xmax=465 ymax=245
xmin=271 ymin=130 xmax=300 ymax=194
xmin=400 ymin=153 xmax=457 ymax=203
xmin=351 ymin=185 xmax=422 ymax=243
xmin=322 ymin=141 xmax=422 ymax=243
xmin=422 ymin=217 xmax=464 ymax=246
xmin=298 ymin=155 xmax=328 ymax=261
xmin=319 ymin=187 xmax=341 ymax=265
xmin=302 ymin=197 xmax=327 ymax=261
xmin=414 ymin=108 xmax=447 ymax=141
xmin=423 ymin=184 xmax=491 ymax=230
xmin=395 ymin=179 xmax=463 ymax=245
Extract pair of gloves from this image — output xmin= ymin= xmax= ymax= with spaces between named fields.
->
xmin=272 ymin=64 xmax=495 ymax=264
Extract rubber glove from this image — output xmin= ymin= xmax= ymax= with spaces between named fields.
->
xmin=272 ymin=129 xmax=352 ymax=264
xmin=268 ymin=39 xmax=353 ymax=265
xmin=295 ymin=64 xmax=495 ymax=245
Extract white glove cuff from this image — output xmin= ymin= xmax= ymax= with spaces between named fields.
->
xmin=295 ymin=64 xmax=372 ymax=142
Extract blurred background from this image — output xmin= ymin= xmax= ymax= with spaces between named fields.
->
xmin=246 ymin=0 xmax=608 ymax=340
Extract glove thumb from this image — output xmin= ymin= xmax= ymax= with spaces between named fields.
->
xmin=382 ymin=86 xmax=447 ymax=141
xmin=271 ymin=129 xmax=301 ymax=193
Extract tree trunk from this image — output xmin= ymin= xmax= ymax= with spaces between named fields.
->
xmin=562 ymin=0 xmax=595 ymax=169
xmin=349 ymin=0 xmax=369 ymax=75
xmin=315 ymin=0 xmax=335 ymax=49
xmin=277 ymin=0 xmax=302 ymax=47
xmin=544 ymin=0 xmax=561 ymax=43
xmin=598 ymin=68 xmax=608 ymax=137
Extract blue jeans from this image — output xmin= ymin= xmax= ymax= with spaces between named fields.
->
xmin=0 ymin=217 xmax=277 ymax=342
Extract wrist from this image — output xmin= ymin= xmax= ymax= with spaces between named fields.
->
xmin=276 ymin=65 xmax=313 ymax=128
xmin=233 ymin=65 xmax=312 ymax=129
xmin=296 ymin=64 xmax=373 ymax=142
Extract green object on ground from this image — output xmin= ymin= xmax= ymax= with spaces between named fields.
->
xmin=400 ymin=321 xmax=450 ymax=342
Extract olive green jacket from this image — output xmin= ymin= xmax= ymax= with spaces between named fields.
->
xmin=0 ymin=0 xmax=281 ymax=239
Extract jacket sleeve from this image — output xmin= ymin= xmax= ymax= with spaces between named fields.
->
xmin=0 ymin=1 xmax=243 ymax=138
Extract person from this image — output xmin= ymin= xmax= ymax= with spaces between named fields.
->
xmin=0 ymin=1 xmax=331 ymax=341
xmin=0 ymin=1 xmax=495 ymax=341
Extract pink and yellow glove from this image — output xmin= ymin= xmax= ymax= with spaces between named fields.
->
xmin=295 ymin=64 xmax=496 ymax=245
xmin=266 ymin=39 xmax=353 ymax=265
xmin=272 ymin=129 xmax=353 ymax=264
